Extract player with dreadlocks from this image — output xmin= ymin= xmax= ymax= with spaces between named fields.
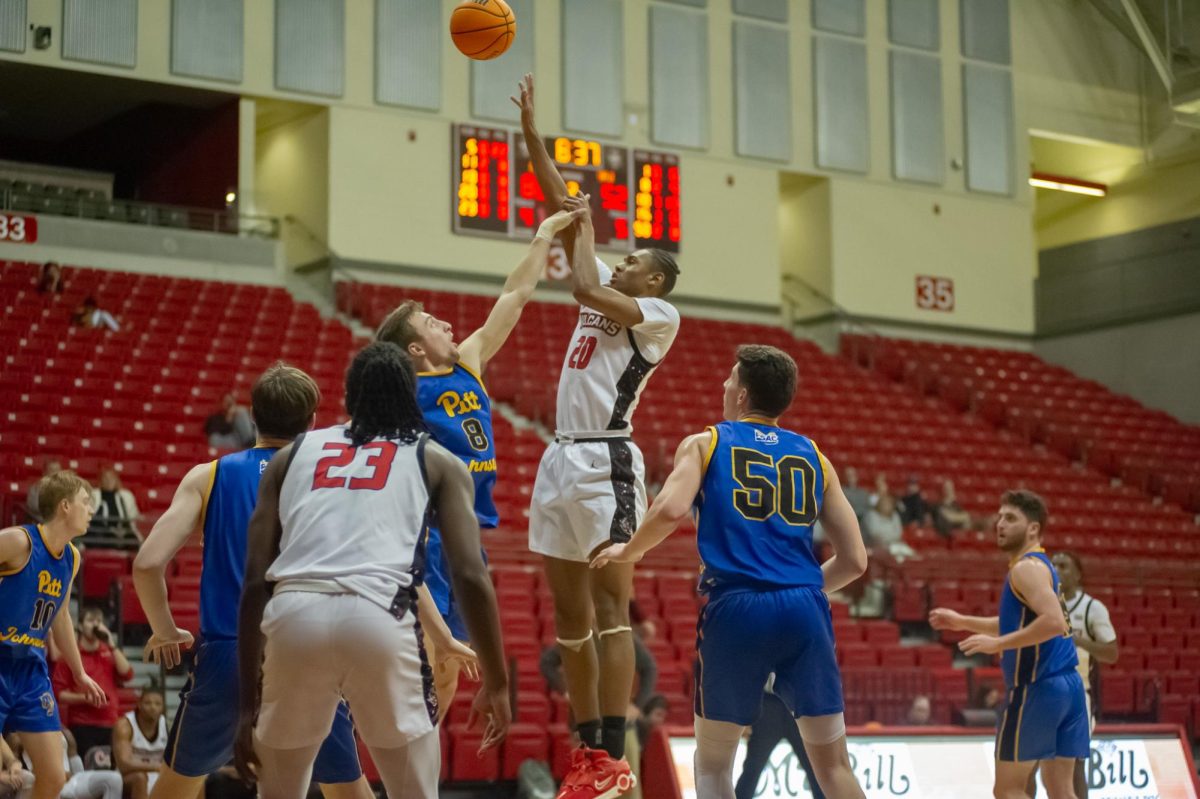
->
xmin=234 ymin=342 xmax=510 ymax=799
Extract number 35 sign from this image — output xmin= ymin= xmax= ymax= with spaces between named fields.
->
xmin=915 ymin=275 xmax=954 ymax=312
xmin=0 ymin=213 xmax=38 ymax=244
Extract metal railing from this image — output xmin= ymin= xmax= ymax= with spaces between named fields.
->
xmin=0 ymin=186 xmax=279 ymax=238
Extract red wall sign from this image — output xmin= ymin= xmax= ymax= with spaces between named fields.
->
xmin=0 ymin=213 xmax=38 ymax=244
xmin=915 ymin=275 xmax=954 ymax=312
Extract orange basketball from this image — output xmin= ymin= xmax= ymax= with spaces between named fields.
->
xmin=450 ymin=0 xmax=516 ymax=61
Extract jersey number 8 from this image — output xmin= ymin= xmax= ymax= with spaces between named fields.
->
xmin=730 ymin=448 xmax=818 ymax=526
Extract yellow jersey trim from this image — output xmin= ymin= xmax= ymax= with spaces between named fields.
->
xmin=0 ymin=527 xmax=33 ymax=576
xmin=69 ymin=543 xmax=81 ymax=582
xmin=811 ymin=440 xmax=829 ymax=489
xmin=456 ymin=361 xmax=489 ymax=396
xmin=38 ymin=525 xmax=67 ymax=560
xmin=739 ymin=415 xmax=778 ymax=427
xmin=198 ymin=460 xmax=217 ymax=532
xmin=700 ymin=426 xmax=719 ymax=476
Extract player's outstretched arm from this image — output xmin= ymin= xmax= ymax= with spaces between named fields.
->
xmin=425 ymin=443 xmax=510 ymax=750
xmin=416 ymin=582 xmax=480 ymax=681
xmin=133 ymin=462 xmax=210 ymax=668
xmin=592 ymin=431 xmax=710 ymax=569
xmin=563 ymin=195 xmax=646 ymax=328
xmin=458 ymin=208 xmax=584 ymax=373
xmin=234 ymin=446 xmax=290 ymax=782
xmin=511 ymin=73 xmax=578 ymax=261
xmin=929 ymin=608 xmax=999 ymax=636
xmin=960 ymin=559 xmax=1069 ymax=656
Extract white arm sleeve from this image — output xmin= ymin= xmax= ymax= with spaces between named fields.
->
xmin=595 ymin=258 xmax=613 ymax=285
xmin=1088 ymin=599 xmax=1117 ymax=644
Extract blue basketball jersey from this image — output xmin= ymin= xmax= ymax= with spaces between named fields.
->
xmin=999 ymin=549 xmax=1078 ymax=688
xmin=199 ymin=448 xmax=277 ymax=640
xmin=0 ymin=525 xmax=78 ymax=660
xmin=694 ymin=420 xmax=826 ymax=596
xmin=417 ymin=363 xmax=498 ymax=527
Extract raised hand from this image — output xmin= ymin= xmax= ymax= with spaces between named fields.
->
xmin=509 ymin=72 xmax=537 ymax=131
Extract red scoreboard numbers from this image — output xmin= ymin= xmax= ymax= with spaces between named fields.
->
xmin=452 ymin=124 xmax=681 ymax=254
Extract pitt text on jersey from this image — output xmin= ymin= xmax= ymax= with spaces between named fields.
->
xmin=437 ymin=389 xmax=483 ymax=418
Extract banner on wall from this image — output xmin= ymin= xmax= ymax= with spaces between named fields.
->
xmin=669 ymin=732 xmax=1198 ymax=799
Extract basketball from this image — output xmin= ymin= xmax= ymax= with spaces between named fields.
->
xmin=450 ymin=0 xmax=516 ymax=61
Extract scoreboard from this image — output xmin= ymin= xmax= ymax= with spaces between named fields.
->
xmin=453 ymin=124 xmax=681 ymax=254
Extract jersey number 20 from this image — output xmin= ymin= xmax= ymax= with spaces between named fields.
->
xmin=730 ymin=448 xmax=818 ymax=526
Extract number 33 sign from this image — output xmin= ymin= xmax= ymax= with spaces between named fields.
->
xmin=0 ymin=213 xmax=38 ymax=243
xmin=915 ymin=275 xmax=954 ymax=312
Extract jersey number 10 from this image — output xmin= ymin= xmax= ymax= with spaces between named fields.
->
xmin=730 ymin=448 xmax=818 ymax=526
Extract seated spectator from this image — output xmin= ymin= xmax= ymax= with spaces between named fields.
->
xmin=53 ymin=605 xmax=135 ymax=761
xmin=71 ymin=296 xmax=120 ymax=332
xmin=870 ymin=473 xmax=891 ymax=508
xmin=540 ymin=634 xmax=659 ymax=716
xmin=7 ymin=729 xmax=123 ymax=799
xmin=25 ymin=459 xmax=62 ymax=522
xmin=903 ymin=695 xmax=933 ymax=726
xmin=636 ymin=694 xmax=670 ymax=747
xmin=841 ymin=466 xmax=871 ymax=522
xmin=203 ymin=392 xmax=256 ymax=450
xmin=89 ymin=467 xmax=142 ymax=541
xmin=933 ymin=479 xmax=973 ymax=539
xmin=37 ymin=261 xmax=65 ymax=295
xmin=898 ymin=476 xmax=930 ymax=526
xmin=863 ymin=494 xmax=913 ymax=559
xmin=113 ymin=689 xmax=167 ymax=799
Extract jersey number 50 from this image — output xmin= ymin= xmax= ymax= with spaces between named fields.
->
xmin=730 ymin=448 xmax=818 ymax=526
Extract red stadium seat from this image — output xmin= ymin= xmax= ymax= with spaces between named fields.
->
xmin=448 ymin=724 xmax=500 ymax=782
xmin=501 ymin=724 xmax=549 ymax=779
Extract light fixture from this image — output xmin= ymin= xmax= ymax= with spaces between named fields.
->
xmin=224 ymin=191 xmax=237 ymax=205
xmin=1028 ymin=171 xmax=1107 ymax=197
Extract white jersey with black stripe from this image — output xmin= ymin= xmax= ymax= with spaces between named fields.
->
xmin=270 ymin=425 xmax=431 ymax=614
xmin=555 ymin=259 xmax=679 ymax=436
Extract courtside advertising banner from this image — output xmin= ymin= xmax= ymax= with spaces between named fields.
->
xmin=669 ymin=732 xmax=1198 ymax=798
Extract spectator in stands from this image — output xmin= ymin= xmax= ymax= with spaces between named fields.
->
xmin=71 ymin=296 xmax=120 ymax=332
xmin=932 ymin=479 xmax=973 ymax=539
xmin=37 ymin=262 xmax=64 ymax=295
xmin=863 ymin=494 xmax=912 ymax=559
xmin=25 ymin=459 xmax=61 ymax=522
xmin=203 ymin=392 xmax=255 ymax=450
xmin=0 ymin=735 xmax=32 ymax=799
xmin=112 ymin=689 xmax=167 ymax=799
xmin=902 ymin=695 xmax=933 ymax=726
xmin=870 ymin=473 xmax=892 ymax=508
xmin=842 ymin=467 xmax=872 ymax=522
xmin=898 ymin=476 xmax=930 ymax=526
xmin=89 ymin=467 xmax=142 ymax=542
xmin=53 ymin=604 xmax=134 ymax=761
xmin=7 ymin=730 xmax=123 ymax=799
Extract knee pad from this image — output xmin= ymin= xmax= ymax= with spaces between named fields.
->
xmin=798 ymin=712 xmax=847 ymax=746
xmin=598 ymin=625 xmax=632 ymax=639
xmin=556 ymin=631 xmax=594 ymax=652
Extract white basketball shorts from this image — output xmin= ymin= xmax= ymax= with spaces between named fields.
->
xmin=528 ymin=438 xmax=647 ymax=562
xmin=255 ymin=590 xmax=437 ymax=751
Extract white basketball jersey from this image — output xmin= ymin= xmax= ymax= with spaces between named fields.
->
xmin=271 ymin=425 xmax=431 ymax=614
xmin=556 ymin=259 xmax=679 ymax=435
xmin=123 ymin=710 xmax=166 ymax=765
xmin=1066 ymin=591 xmax=1116 ymax=692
